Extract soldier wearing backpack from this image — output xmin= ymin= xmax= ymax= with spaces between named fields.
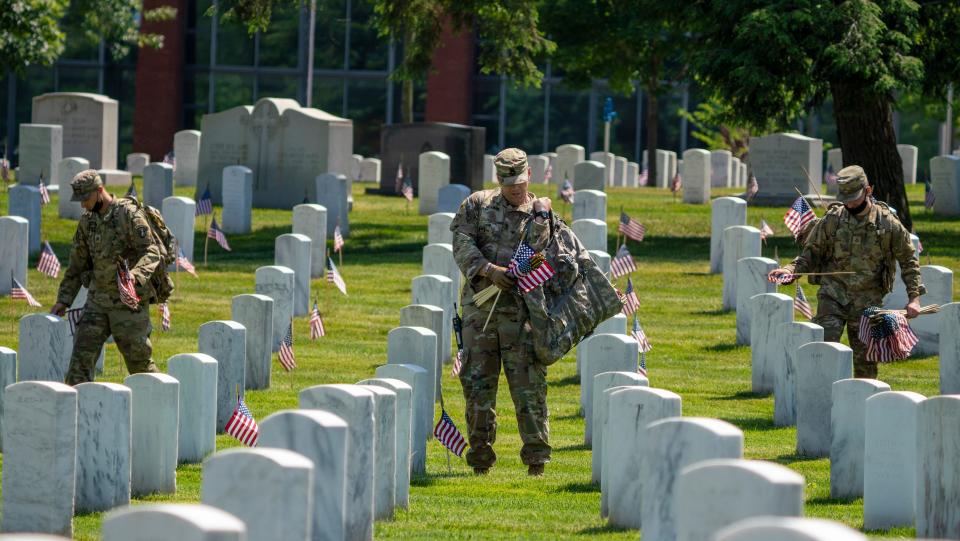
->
xmin=51 ymin=169 xmax=176 ymax=385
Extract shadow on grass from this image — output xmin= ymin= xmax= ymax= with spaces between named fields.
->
xmin=557 ymin=481 xmax=598 ymax=494
xmin=773 ymin=452 xmax=825 ymax=465
xmin=720 ymin=416 xmax=783 ymax=432
xmin=554 ymin=374 xmax=581 ymax=386
xmin=694 ymin=309 xmax=728 ymax=317
xmin=807 ymin=495 xmax=858 ymax=505
xmin=704 ymin=343 xmax=741 ymax=353
xmin=554 ymin=442 xmax=590 ymax=452
xmin=577 ymin=523 xmax=633 ymax=535
xmin=411 ymin=471 xmax=472 ymax=486
xmin=555 ymin=412 xmax=583 ymax=421
xmin=714 ymin=390 xmax=769 ymax=401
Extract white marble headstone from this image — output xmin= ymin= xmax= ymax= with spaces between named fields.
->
xmin=292 ymin=204 xmax=328 ymax=278
xmin=721 ymin=226 xmax=761 ymax=310
xmin=829 ymin=378 xmax=890 ymax=498
xmin=422 ymin=243 xmax=460 ymax=314
xmin=8 ymin=184 xmax=41 ymax=254
xmin=578 ymin=334 xmax=639 ymax=419
xmin=173 ymin=130 xmax=201 ymax=186
xmin=614 ymin=156 xmax=627 ymax=187
xmin=909 ymin=265 xmax=953 ymax=356
xmin=18 ymin=314 xmax=72 ymax=382
xmin=387 ymin=325 xmax=439 ymax=427
xmin=125 ymin=373 xmax=179 ymax=496
xmin=143 ymin=163 xmax=174 ymax=209
xmin=556 ymin=144 xmax=585 ymax=185
xmin=0 ymin=347 xmax=16 ymax=451
xmin=930 ymin=155 xmax=960 ymax=216
xmin=571 ymin=218 xmax=607 ymax=252
xmin=591 ymin=376 xmax=648 ymax=483
xmin=915 ymin=395 xmax=960 ymax=539
xmin=255 ymin=265 xmax=295 ymax=351
xmin=376 ymin=363 xmax=430 ymax=475
xmin=749 ymin=292 xmax=794 ymax=394
xmin=57 ymin=157 xmax=89 ymax=219
xmin=231 ymin=294 xmax=274 ymax=390
xmin=220 ymin=165 xmax=253 ymax=234
xmin=428 ymin=212 xmax=455 ymax=245
xmin=711 ymin=149 xmax=733 ymax=188
xmin=399 ymin=303 xmax=446 ymax=378
xmin=259 ymin=409 xmax=348 ymax=541
xmin=436 ymin=184 xmax=470 ymax=214
xmin=102 ymin=504 xmax=245 ymax=541
xmin=410 ymin=274 xmax=452 ymax=367
xmin=0 ymin=216 xmax=29 ymax=296
xmin=941 ymin=302 xmax=960 ymax=394
xmin=572 ymin=189 xmax=606 ymax=221
xmin=795 ymin=342 xmax=852 ymax=457
xmin=32 ymin=92 xmax=117 ymax=170
xmin=714 ymin=516 xmax=867 ymax=541
xmin=315 ymin=173 xmax=349 ymax=236
xmin=17 ymin=124 xmax=62 ymax=186
xmin=588 ymin=250 xmax=611 ymax=275
xmin=275 ymin=233 xmax=312 ymax=316
xmin=358 ymin=378 xmax=413 ymax=510
xmin=162 ymin=196 xmax=196 ymax=264
xmin=126 ymin=153 xmax=149 ymax=175
xmin=710 ymin=197 xmax=747 ymax=274
xmin=774 ymin=322 xmax=823 ymax=427
xmin=360 ymin=157 xmax=381 ymax=182
xmin=198 ymin=320 xmax=246 ymax=432
xmin=528 ymin=154 xmax=548 ymax=184
xmin=353 ymin=384 xmax=397 ymax=520
xmin=735 ymin=257 xmax=777 ymax=345
xmin=897 ymin=144 xmax=918 ymax=184
xmin=167 ymin=353 xmax=217 ymax=463
xmin=589 ymin=151 xmax=615 ymax=186
xmin=573 ymin=161 xmax=605 ymax=192
xmin=418 ymin=151 xmax=451 ymax=215
xmin=682 ymin=149 xmax=711 ymax=204
xmin=75 ymin=382 xmax=131 ymax=513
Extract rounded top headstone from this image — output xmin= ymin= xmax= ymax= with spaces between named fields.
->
xmin=103 ymin=503 xmax=246 ymax=537
xmin=714 ymin=516 xmax=867 ymax=541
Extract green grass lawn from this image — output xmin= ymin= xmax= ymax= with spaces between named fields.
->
xmin=1 ymin=178 xmax=957 ymax=540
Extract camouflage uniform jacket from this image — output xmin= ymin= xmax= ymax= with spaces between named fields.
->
xmin=450 ymin=189 xmax=549 ymax=309
xmin=784 ymin=201 xmax=924 ymax=308
xmin=57 ymin=198 xmax=163 ymax=309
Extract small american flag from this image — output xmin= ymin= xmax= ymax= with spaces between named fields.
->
xmin=746 ymin=175 xmax=759 ymax=200
xmin=208 ymin=217 xmax=231 ymax=251
xmin=196 ymin=186 xmax=213 ymax=216
xmin=160 ymin=302 xmax=171 ymax=331
xmin=11 ymin=276 xmax=41 ymax=307
xmin=794 ymin=283 xmax=813 ymax=319
xmin=859 ymin=308 xmax=919 ymax=363
xmin=125 ymin=181 xmax=137 ymax=199
xmin=507 ymin=241 xmax=555 ymax=293
xmin=394 ymin=162 xmax=405 ymax=193
xmin=925 ymin=182 xmax=936 ymax=209
xmin=611 ymin=244 xmax=637 ymax=278
xmin=310 ymin=301 xmax=325 ymax=339
xmin=618 ymin=211 xmax=646 ymax=242
xmin=558 ymin=179 xmax=575 ymax=204
xmin=544 ymin=162 xmax=553 ymax=184
xmin=771 ymin=272 xmax=797 ymax=285
xmin=631 ymin=315 xmax=651 ymax=376
xmin=433 ymin=409 xmax=468 ymax=457
xmin=176 ymin=248 xmax=198 ymax=277
xmin=326 ymin=257 xmax=347 ymax=295
xmin=824 ymin=164 xmax=838 ymax=186
xmin=759 ymin=219 xmax=774 ymax=243
xmin=278 ymin=321 xmax=297 ymax=371
xmin=224 ymin=394 xmax=259 ymax=447
xmin=401 ymin=178 xmax=414 ymax=202
xmin=622 ymin=277 xmax=639 ymax=315
xmin=784 ymin=196 xmax=815 ymax=238
xmin=638 ymin=169 xmax=648 ymax=187
xmin=66 ymin=307 xmax=84 ymax=335
xmin=670 ymin=171 xmax=682 ymax=193
xmin=333 ymin=225 xmax=344 ymax=253
xmin=37 ymin=241 xmax=61 ymax=278
xmin=451 ymin=348 xmax=463 ymax=377
xmin=39 ymin=175 xmax=51 ymax=205
xmin=117 ymin=260 xmax=141 ymax=310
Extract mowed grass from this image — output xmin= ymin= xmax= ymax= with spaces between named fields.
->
xmin=1 ymin=179 xmax=958 ymax=540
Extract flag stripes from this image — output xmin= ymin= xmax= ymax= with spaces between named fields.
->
xmin=37 ymin=241 xmax=61 ymax=278
xmin=433 ymin=409 xmax=468 ymax=457
xmin=11 ymin=277 xmax=41 ymax=307
xmin=208 ymin=217 xmax=231 ymax=251
xmin=116 ymin=261 xmax=141 ymax=310
xmin=611 ymin=244 xmax=637 ymax=278
xmin=622 ymin=277 xmax=639 ymax=315
xmin=794 ymin=284 xmax=813 ymax=319
xmin=784 ymin=196 xmax=815 ymax=238
xmin=224 ymin=395 xmax=259 ymax=447
xmin=196 ymin=187 xmax=213 ymax=216
xmin=310 ymin=302 xmax=326 ymax=339
xmin=333 ymin=226 xmax=344 ymax=253
xmin=176 ymin=248 xmax=198 ymax=277
xmin=326 ymin=258 xmax=347 ymax=295
xmin=278 ymin=322 xmax=296 ymax=371
xmin=618 ymin=211 xmax=646 ymax=242
xmin=160 ymin=303 xmax=171 ymax=331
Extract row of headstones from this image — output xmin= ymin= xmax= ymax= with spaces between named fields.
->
xmin=710 ymin=196 xmax=956 ymax=355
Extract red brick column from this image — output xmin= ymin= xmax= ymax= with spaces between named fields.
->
xmin=425 ymin=21 xmax=475 ymax=125
xmin=133 ymin=0 xmax=187 ymax=161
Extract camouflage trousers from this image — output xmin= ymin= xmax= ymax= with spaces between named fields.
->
xmin=813 ymin=295 xmax=879 ymax=379
xmin=66 ymin=304 xmax=158 ymax=385
xmin=458 ymin=303 xmax=550 ymax=468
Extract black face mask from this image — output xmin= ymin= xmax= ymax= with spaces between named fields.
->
xmin=91 ymin=193 xmax=104 ymax=214
xmin=845 ymin=197 xmax=868 ymax=215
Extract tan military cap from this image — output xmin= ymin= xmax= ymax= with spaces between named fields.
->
xmin=70 ymin=169 xmax=103 ymax=201
xmin=836 ymin=165 xmax=868 ymax=203
xmin=494 ymin=148 xmax=529 ymax=185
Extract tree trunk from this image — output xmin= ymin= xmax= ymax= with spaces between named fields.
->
xmin=402 ymin=79 xmax=414 ymax=123
xmin=646 ymin=91 xmax=658 ymax=186
xmin=831 ymin=81 xmax=912 ymax=230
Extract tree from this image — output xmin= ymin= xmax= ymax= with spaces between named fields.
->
xmin=541 ymin=0 xmax=692 ymax=184
xmin=1 ymin=0 xmax=175 ymax=76
xmin=370 ymin=0 xmax=555 ymax=123
xmin=688 ymin=0 xmax=960 ymax=231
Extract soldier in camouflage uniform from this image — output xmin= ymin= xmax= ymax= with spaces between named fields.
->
xmin=769 ymin=165 xmax=924 ymax=378
xmin=450 ymin=148 xmax=553 ymax=476
xmin=50 ymin=170 xmax=163 ymax=385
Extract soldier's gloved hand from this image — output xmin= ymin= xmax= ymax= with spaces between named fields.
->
xmin=905 ymin=297 xmax=921 ymax=319
xmin=488 ymin=265 xmax=516 ymax=290
xmin=768 ymin=268 xmax=795 ymax=284
xmin=51 ymin=302 xmax=68 ymax=317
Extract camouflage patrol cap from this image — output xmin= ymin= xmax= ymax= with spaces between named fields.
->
xmin=836 ymin=165 xmax=868 ymax=203
xmin=70 ymin=169 xmax=103 ymax=201
xmin=494 ymin=148 xmax=530 ymax=185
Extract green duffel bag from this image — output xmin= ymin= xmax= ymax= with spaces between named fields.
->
xmin=522 ymin=214 xmax=624 ymax=365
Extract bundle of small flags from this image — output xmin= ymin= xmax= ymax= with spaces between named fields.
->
xmin=65 ymin=308 xmax=84 ymax=335
xmin=39 ymin=175 xmax=51 ymax=205
xmin=621 ymin=277 xmax=639 ymax=315
xmin=224 ymin=394 xmax=259 ymax=447
xmin=160 ymin=303 xmax=171 ymax=331
xmin=771 ymin=272 xmax=797 ymax=285
xmin=631 ymin=314 xmax=651 ymax=376
xmin=310 ymin=301 xmax=326 ymax=339
xmin=207 ymin=217 xmax=231 ymax=251
xmin=618 ymin=211 xmax=646 ymax=242
xmin=784 ymin=196 xmax=815 ymax=238
xmin=558 ymin=179 xmax=575 ymax=204
xmin=433 ymin=409 xmax=468 ymax=457
xmin=176 ymin=248 xmax=198 ymax=277
xmin=326 ymin=257 xmax=347 ymax=295
xmin=196 ymin=187 xmax=213 ymax=216
xmin=278 ymin=321 xmax=297 ymax=371
xmin=794 ymin=283 xmax=813 ymax=319
xmin=507 ymin=241 xmax=555 ymax=293
xmin=611 ymin=244 xmax=637 ymax=278
xmin=858 ymin=307 xmax=919 ymax=363
xmin=925 ymin=182 xmax=936 ymax=210
xmin=333 ymin=225 xmax=344 ymax=253
xmin=116 ymin=260 xmax=141 ymax=310
xmin=670 ymin=172 xmax=682 ymax=194
xmin=759 ymin=219 xmax=774 ymax=243
xmin=37 ymin=241 xmax=61 ymax=278
xmin=11 ymin=276 xmax=41 ymax=307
